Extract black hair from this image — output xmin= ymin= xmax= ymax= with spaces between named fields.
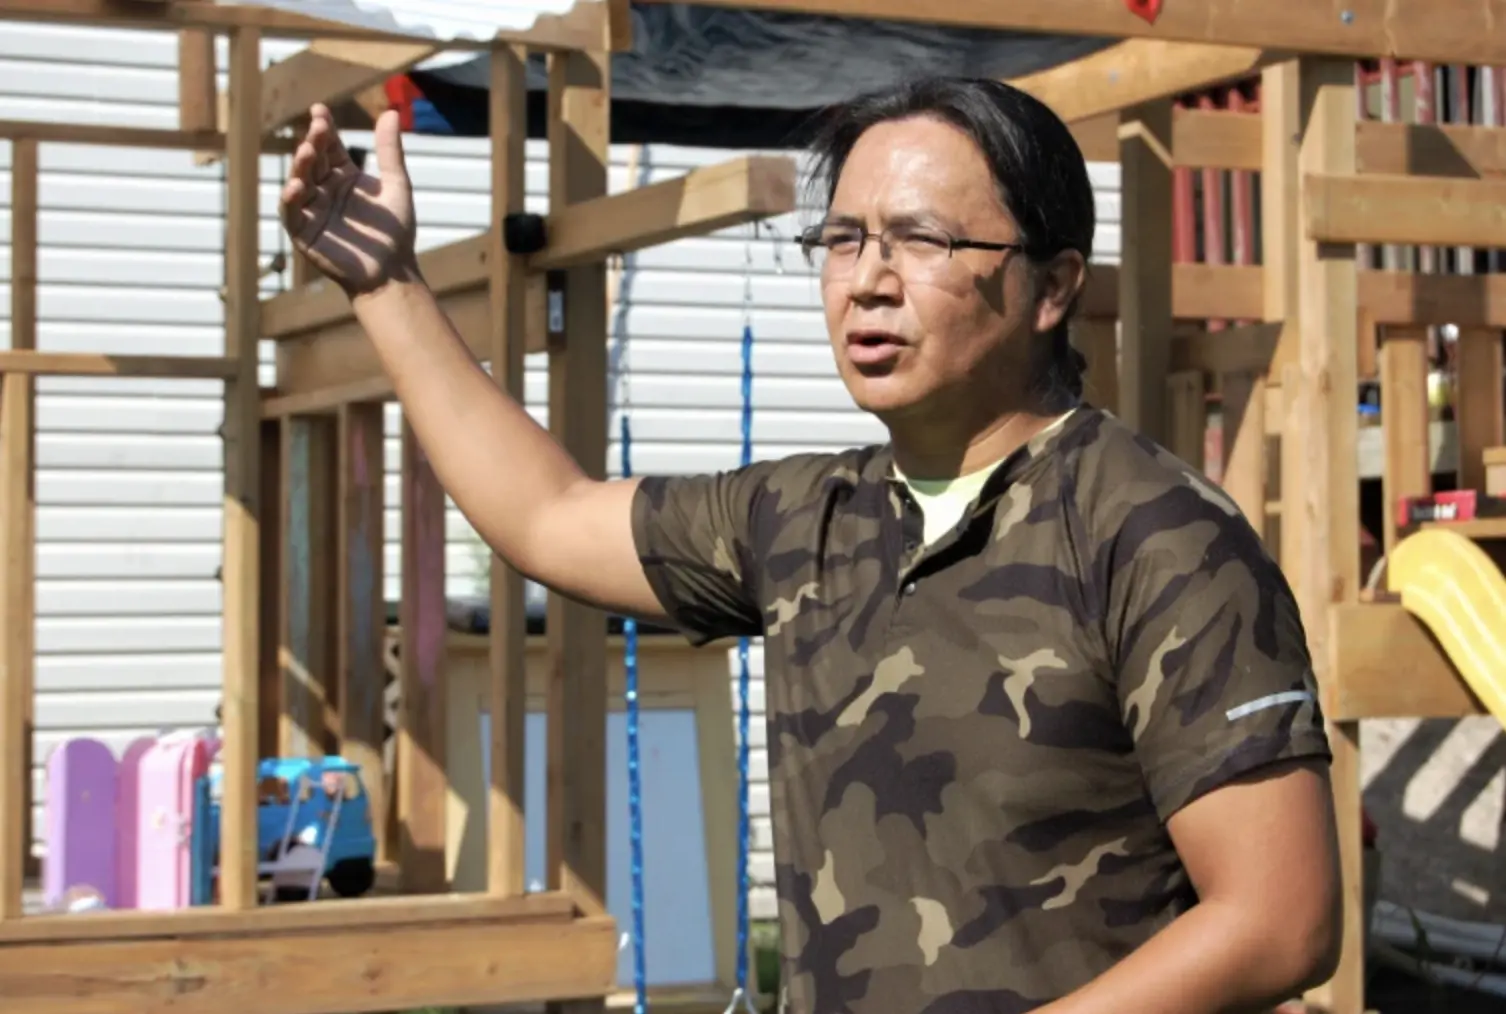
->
xmin=803 ymin=76 xmax=1095 ymax=401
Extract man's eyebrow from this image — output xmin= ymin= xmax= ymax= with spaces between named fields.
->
xmin=820 ymin=211 xmax=957 ymax=229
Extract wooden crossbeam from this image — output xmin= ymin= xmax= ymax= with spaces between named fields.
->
xmin=261 ymin=40 xmax=439 ymax=137
xmin=1083 ymin=114 xmax=1506 ymax=177
xmin=264 ymin=150 xmax=793 ymax=340
xmin=637 ymin=0 xmax=1506 ymax=66
xmin=1011 ymin=40 xmax=1270 ymax=125
xmin=1084 ymin=263 xmax=1506 ymax=330
xmin=1305 ymin=173 xmax=1506 ymax=248
xmin=1 ymin=0 xmax=629 ymax=49
xmin=0 ymin=351 xmax=239 ymax=378
xmin=0 ymin=118 xmax=297 ymax=153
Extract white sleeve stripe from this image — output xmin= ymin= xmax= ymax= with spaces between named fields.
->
xmin=1225 ymin=690 xmax=1315 ymax=722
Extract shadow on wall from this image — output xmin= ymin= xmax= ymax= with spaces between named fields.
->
xmin=1363 ymin=716 xmax=1506 ymax=923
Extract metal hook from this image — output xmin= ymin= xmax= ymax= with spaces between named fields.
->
xmin=721 ymin=986 xmax=759 ymax=1014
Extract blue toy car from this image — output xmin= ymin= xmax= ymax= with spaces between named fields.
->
xmin=195 ymin=755 xmax=378 ymax=902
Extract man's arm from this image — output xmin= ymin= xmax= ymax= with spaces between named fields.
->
xmin=1042 ymin=758 xmax=1342 ymax=1014
xmin=350 ymin=278 xmax=661 ymax=622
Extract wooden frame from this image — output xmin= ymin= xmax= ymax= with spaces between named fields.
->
xmin=3 ymin=4 xmax=1506 ymax=1014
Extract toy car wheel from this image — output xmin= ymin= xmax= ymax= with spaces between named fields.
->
xmin=327 ymin=857 xmax=376 ymax=898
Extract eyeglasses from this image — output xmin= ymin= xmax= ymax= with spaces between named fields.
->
xmin=798 ymin=222 xmax=1025 ymax=278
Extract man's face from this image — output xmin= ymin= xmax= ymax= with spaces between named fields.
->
xmin=818 ymin=115 xmax=1043 ymax=426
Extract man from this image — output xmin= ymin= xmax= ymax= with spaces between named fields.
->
xmin=280 ymin=75 xmax=1341 ymax=1014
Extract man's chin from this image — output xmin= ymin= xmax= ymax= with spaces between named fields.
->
xmin=841 ymin=373 xmax=925 ymax=418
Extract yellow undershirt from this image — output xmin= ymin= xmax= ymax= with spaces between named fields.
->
xmin=895 ymin=409 xmax=1077 ymax=546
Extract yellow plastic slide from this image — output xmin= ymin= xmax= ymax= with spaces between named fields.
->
xmin=1388 ymin=527 xmax=1506 ymax=726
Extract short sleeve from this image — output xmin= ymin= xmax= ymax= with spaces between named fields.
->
xmin=630 ymin=463 xmax=774 ymax=646
xmin=1106 ymin=481 xmax=1332 ymax=821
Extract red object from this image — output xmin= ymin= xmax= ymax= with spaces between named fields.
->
xmin=1396 ymin=489 xmax=1506 ymax=529
xmin=1124 ymin=0 xmax=1162 ymax=23
xmin=384 ymin=75 xmax=423 ymax=132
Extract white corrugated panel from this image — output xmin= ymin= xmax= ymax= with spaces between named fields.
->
xmin=241 ymin=0 xmax=581 ymax=40
xmin=4 ymin=19 xmax=1121 ymax=921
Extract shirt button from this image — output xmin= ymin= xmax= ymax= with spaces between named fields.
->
xmin=902 ymin=582 xmax=917 ymax=596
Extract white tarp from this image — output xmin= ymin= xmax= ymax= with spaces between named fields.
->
xmin=234 ymin=0 xmax=583 ymax=42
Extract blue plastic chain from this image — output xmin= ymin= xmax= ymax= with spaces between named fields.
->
xmin=733 ymin=316 xmax=756 ymax=1006
xmin=619 ymin=411 xmax=648 ymax=1014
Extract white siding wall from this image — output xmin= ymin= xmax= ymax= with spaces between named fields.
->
xmin=3 ymin=21 xmax=1120 ymax=920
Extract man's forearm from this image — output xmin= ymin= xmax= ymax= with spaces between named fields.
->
xmin=1042 ymin=898 xmax=1331 ymax=1014
xmin=349 ymin=276 xmax=586 ymax=567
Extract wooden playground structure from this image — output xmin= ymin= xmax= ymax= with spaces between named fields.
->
xmin=0 ymin=2 xmax=1501 ymax=1014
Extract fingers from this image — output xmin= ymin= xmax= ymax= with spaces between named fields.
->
xmin=372 ymin=109 xmax=409 ymax=184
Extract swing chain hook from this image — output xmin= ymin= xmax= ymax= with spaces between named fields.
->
xmin=722 ymin=985 xmax=759 ymax=1014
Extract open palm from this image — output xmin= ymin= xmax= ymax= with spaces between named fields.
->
xmin=280 ymin=104 xmax=417 ymax=295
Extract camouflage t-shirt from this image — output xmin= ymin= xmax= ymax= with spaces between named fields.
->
xmin=630 ymin=406 xmax=1330 ymax=1014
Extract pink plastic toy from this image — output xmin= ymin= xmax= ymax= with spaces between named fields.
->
xmin=135 ymin=731 xmax=213 ymax=910
xmin=42 ymin=737 xmax=119 ymax=909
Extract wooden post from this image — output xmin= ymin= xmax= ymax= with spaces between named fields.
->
xmin=0 ymin=137 xmax=37 ymax=919
xmin=398 ymin=419 xmax=448 ymax=892
xmin=220 ymin=25 xmax=264 ymax=912
xmin=178 ymin=29 xmax=217 ymax=131
xmin=257 ymin=418 xmax=283 ymax=761
xmin=336 ymin=401 xmax=388 ymax=864
xmin=487 ymin=43 xmax=530 ymax=899
xmin=1074 ymin=319 xmax=1119 ymax=414
xmin=544 ymin=47 xmax=611 ymax=937
xmin=1117 ymin=100 xmax=1175 ymax=445
xmin=1379 ymin=326 xmax=1430 ymax=552
xmin=1288 ymin=57 xmax=1365 ymax=1014
xmin=1455 ymin=328 xmax=1506 ymax=492
xmin=1166 ymin=370 xmax=1207 ymax=469
xmin=280 ymin=416 xmax=339 ymax=757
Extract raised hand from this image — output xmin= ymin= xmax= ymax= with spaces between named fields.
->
xmin=280 ymin=103 xmax=418 ymax=296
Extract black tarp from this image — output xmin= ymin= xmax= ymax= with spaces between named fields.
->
xmin=404 ymin=3 xmax=1114 ymax=148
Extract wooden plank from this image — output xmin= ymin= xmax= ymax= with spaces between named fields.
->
xmin=1165 ymin=370 xmax=1206 ymax=469
xmin=1356 ymin=121 xmax=1506 ymax=178
xmin=1010 ymin=40 xmax=1268 ymax=125
xmin=0 ymin=137 xmax=35 ymax=921
xmin=634 ymin=0 xmax=1506 ymax=66
xmin=336 ymin=402 xmax=388 ymax=864
xmin=1084 ymin=262 xmax=1506 ymax=329
xmin=487 ymin=44 xmax=530 ymax=899
xmin=0 ymin=904 xmax=617 ymax=1014
xmin=261 ymin=40 xmax=437 ymax=137
xmin=279 ymin=416 xmax=338 ymax=757
xmin=1305 ymin=173 xmax=1506 ymax=248
xmin=177 ymin=29 xmax=216 ymax=131
xmin=398 ymin=420 xmax=448 ymax=892
xmin=1220 ymin=371 xmax=1268 ymax=537
xmin=1173 ymin=107 xmax=1261 ymax=170
xmin=1487 ymin=445 xmax=1506 ymax=496
xmin=262 ymin=154 xmax=795 ymax=341
xmin=260 ymin=373 xmax=397 ymax=418
xmin=257 ymin=419 xmax=282 ymax=761
xmin=1328 ymin=603 xmax=1483 ymax=720
xmin=1287 ymin=57 xmax=1365 ymax=1014
xmin=1117 ymin=99 xmax=1174 ymax=445
xmin=0 ymin=351 xmax=238 ymax=378
xmin=544 ymin=48 xmax=611 ymax=934
xmin=1171 ymin=321 xmax=1281 ymax=375
xmin=219 ymin=24 xmax=263 ymax=913
xmin=1455 ymin=328 xmax=1506 ymax=493
xmin=0 ymin=119 xmax=295 ymax=153
xmin=1379 ymin=327 xmax=1431 ymax=552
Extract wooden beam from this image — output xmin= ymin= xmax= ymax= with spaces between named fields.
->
xmin=178 ymin=29 xmax=216 ymax=131
xmin=1455 ymin=329 xmax=1506 ymax=493
xmin=335 ymin=402 xmax=389 ymax=865
xmin=487 ymin=44 xmax=530 ymax=899
xmin=634 ymin=0 xmax=1506 ymax=66
xmin=1328 ymin=603 xmax=1483 ymax=720
xmin=1117 ymin=99 xmax=1174 ymax=443
xmin=263 ymin=154 xmax=795 ymax=343
xmin=219 ymin=24 xmax=263 ymax=913
xmin=0 ymin=351 xmax=239 ymax=378
xmin=1286 ymin=57 xmax=1364 ymax=1014
xmin=278 ymin=416 xmax=339 ymax=757
xmin=261 ymin=40 xmax=438 ymax=138
xmin=1379 ymin=327 xmax=1431 ymax=552
xmin=1305 ymin=173 xmax=1506 ymax=248
xmin=0 ymin=895 xmax=618 ymax=1014
xmin=0 ymin=137 xmax=36 ymax=921
xmin=1081 ymin=263 xmax=1506 ymax=330
xmin=397 ymin=420 xmax=448 ymax=892
xmin=1170 ymin=321 xmax=1282 ymax=375
xmin=1012 ymin=40 xmax=1269 ymax=124
xmin=0 ymin=119 xmax=296 ymax=153
xmin=4 ymin=0 xmax=628 ymax=50
xmin=544 ymin=46 xmax=611 ymax=929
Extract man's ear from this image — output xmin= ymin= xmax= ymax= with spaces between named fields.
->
xmin=1033 ymin=249 xmax=1088 ymax=335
